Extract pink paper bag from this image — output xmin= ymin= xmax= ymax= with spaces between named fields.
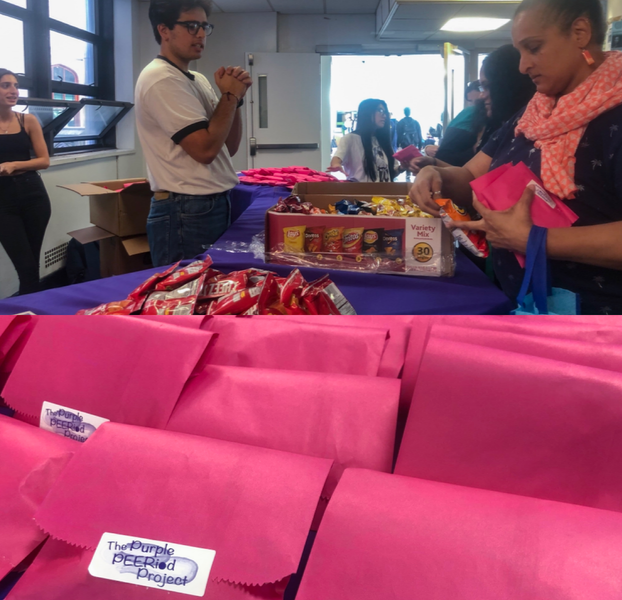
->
xmin=471 ymin=163 xmax=578 ymax=267
xmin=396 ymin=337 xmax=622 ymax=512
xmin=400 ymin=315 xmax=622 ymax=421
xmin=0 ymin=315 xmax=36 ymax=393
xmin=166 ymin=365 xmax=399 ymax=502
xmin=0 ymin=415 xmax=77 ymax=580
xmin=2 ymin=317 xmax=214 ymax=429
xmin=201 ymin=317 xmax=388 ymax=377
xmin=247 ymin=315 xmax=412 ymax=378
xmin=9 ymin=422 xmax=331 ymax=600
xmin=296 ymin=469 xmax=622 ymax=600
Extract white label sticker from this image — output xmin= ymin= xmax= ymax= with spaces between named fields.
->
xmin=40 ymin=402 xmax=109 ymax=443
xmin=405 ymin=218 xmax=443 ymax=276
xmin=88 ymin=533 xmax=216 ymax=597
xmin=528 ymin=180 xmax=557 ymax=209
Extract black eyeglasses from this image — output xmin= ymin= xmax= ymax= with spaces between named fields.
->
xmin=376 ymin=107 xmax=388 ymax=116
xmin=174 ymin=21 xmax=214 ymax=36
xmin=479 ymin=82 xmax=490 ymax=92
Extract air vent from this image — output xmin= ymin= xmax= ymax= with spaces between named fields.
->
xmin=44 ymin=242 xmax=69 ymax=269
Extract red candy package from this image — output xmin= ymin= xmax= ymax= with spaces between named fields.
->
xmin=142 ymin=274 xmax=206 ymax=316
xmin=128 ymin=262 xmax=180 ymax=310
xmin=77 ymin=300 xmax=137 ymax=316
xmin=155 ymin=258 xmax=214 ymax=291
xmin=201 ymin=271 xmax=247 ymax=300
xmin=208 ymin=286 xmax=263 ymax=315
xmin=302 ymin=275 xmax=357 ymax=316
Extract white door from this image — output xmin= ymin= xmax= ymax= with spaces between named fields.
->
xmin=245 ymin=52 xmax=322 ymax=171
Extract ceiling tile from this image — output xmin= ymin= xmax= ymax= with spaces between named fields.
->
xmin=387 ymin=18 xmax=444 ymax=31
xmin=326 ymin=0 xmax=380 ymax=13
xmin=270 ymin=0 xmax=324 ymax=14
xmin=212 ymin=0 xmax=272 ymax=12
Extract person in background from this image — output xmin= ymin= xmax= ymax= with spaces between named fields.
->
xmin=390 ymin=112 xmax=398 ymax=151
xmin=465 ymin=80 xmax=483 ymax=107
xmin=397 ymin=107 xmax=424 ymax=150
xmin=136 ymin=0 xmax=252 ymax=267
xmin=328 ymin=99 xmax=400 ymax=182
xmin=0 ymin=69 xmax=51 ymax=296
xmin=410 ymin=0 xmax=622 ymax=314
xmin=410 ymin=45 xmax=536 ymax=172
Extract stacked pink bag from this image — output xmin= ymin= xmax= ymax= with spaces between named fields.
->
xmin=294 ymin=316 xmax=622 ymax=599
xmin=1 ymin=315 xmax=409 ymax=599
xmin=239 ymin=167 xmax=339 ymax=188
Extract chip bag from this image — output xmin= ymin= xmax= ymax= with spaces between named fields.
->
xmin=343 ymin=228 xmax=364 ymax=254
xmin=435 ymin=198 xmax=489 ymax=259
xmin=284 ymin=226 xmax=306 ymax=253
xmin=305 ymin=227 xmax=324 ymax=253
xmin=324 ymin=227 xmax=345 ymax=253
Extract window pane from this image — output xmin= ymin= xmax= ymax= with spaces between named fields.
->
xmin=0 ymin=15 xmax=25 ymax=74
xmin=49 ymin=0 xmax=96 ymax=33
xmin=3 ymin=0 xmax=27 ymax=7
xmin=55 ymin=139 xmax=99 ymax=151
xmin=18 ymin=104 xmax=72 ymax=128
xmin=50 ymin=31 xmax=95 ymax=87
xmin=57 ymin=104 xmax=124 ymax=139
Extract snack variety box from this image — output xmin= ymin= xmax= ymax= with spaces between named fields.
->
xmin=265 ymin=183 xmax=455 ymax=277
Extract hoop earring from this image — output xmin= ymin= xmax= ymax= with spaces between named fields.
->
xmin=582 ymin=49 xmax=595 ymax=66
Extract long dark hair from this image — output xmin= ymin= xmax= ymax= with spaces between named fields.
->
xmin=515 ymin=0 xmax=606 ymax=46
xmin=354 ymin=98 xmax=396 ymax=182
xmin=483 ymin=45 xmax=537 ymax=132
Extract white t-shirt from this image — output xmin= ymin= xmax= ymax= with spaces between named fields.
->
xmin=135 ymin=58 xmax=240 ymax=196
xmin=334 ymin=133 xmax=395 ymax=182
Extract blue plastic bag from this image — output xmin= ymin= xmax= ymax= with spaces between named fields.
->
xmin=512 ymin=226 xmax=580 ymax=315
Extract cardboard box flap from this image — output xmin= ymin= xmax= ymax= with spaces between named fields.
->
xmin=67 ymin=226 xmax=115 ymax=244
xmin=121 ymin=235 xmax=150 ymax=256
xmin=34 ymin=422 xmax=333 ymax=587
xmin=58 ymin=183 xmax=120 ymax=197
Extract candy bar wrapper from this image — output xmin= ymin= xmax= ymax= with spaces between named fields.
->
xmin=200 ymin=317 xmax=387 ymax=377
xmin=127 ymin=262 xmax=180 ymax=309
xmin=0 ymin=415 xmax=77 ymax=580
xmin=2 ymin=317 xmax=215 ymax=431
xmin=154 ymin=258 xmax=214 ymax=291
xmin=9 ymin=423 xmax=332 ymax=600
xmin=76 ymin=299 xmax=138 ymax=316
xmin=296 ymin=470 xmax=622 ymax=600
xmin=470 ymin=162 xmax=578 ymax=267
xmin=166 ymin=365 xmax=399 ymax=518
xmin=249 ymin=315 xmax=411 ymax=379
xmin=142 ymin=273 xmax=207 ymax=316
xmin=0 ymin=315 xmax=35 ymax=393
xmin=396 ymin=336 xmax=622 ymax=512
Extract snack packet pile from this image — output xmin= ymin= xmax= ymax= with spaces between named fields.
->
xmin=272 ymin=196 xmax=433 ymax=219
xmin=273 ymin=195 xmax=324 ymax=215
xmin=239 ymin=167 xmax=338 ymax=188
xmin=77 ymin=258 xmax=356 ymax=316
xmin=435 ymin=198 xmax=489 ymax=259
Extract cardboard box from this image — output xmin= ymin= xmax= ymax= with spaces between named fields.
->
xmin=59 ymin=178 xmax=152 ymax=237
xmin=266 ymin=182 xmax=455 ymax=277
xmin=68 ymin=226 xmax=151 ymax=279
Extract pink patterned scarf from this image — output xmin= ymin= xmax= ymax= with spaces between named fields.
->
xmin=516 ymin=51 xmax=622 ymax=199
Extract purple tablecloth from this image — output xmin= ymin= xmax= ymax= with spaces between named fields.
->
xmin=0 ymin=184 xmax=513 ymax=315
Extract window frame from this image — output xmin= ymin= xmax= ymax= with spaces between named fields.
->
xmin=0 ymin=0 xmax=124 ymax=155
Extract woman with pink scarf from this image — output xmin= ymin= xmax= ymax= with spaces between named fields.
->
xmin=410 ymin=0 xmax=622 ymax=315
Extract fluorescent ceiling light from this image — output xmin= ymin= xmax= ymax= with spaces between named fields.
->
xmin=441 ymin=17 xmax=511 ymax=32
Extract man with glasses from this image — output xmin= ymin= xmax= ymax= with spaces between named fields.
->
xmin=136 ymin=0 xmax=252 ymax=267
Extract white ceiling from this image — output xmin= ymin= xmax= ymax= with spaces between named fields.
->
xmin=379 ymin=1 xmax=518 ymax=42
xmin=210 ymin=0 xmax=382 ymax=14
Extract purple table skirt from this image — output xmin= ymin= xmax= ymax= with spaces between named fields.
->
xmin=0 ymin=184 xmax=513 ymax=316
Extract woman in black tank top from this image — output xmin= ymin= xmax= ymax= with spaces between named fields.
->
xmin=0 ymin=69 xmax=51 ymax=296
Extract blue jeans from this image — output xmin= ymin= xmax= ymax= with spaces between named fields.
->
xmin=146 ymin=191 xmax=232 ymax=267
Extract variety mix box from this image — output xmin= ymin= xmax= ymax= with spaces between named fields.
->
xmin=265 ymin=182 xmax=455 ymax=277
